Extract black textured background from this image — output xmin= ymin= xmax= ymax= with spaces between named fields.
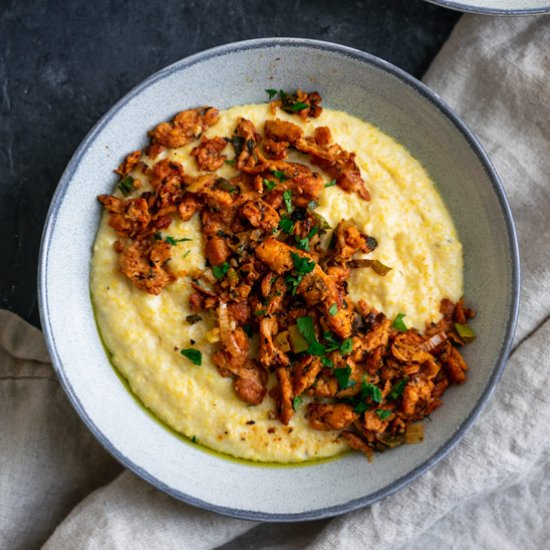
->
xmin=0 ymin=0 xmax=460 ymax=328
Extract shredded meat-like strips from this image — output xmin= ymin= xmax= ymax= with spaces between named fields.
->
xmin=98 ymin=90 xmax=475 ymax=459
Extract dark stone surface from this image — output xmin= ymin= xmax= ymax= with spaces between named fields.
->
xmin=0 ymin=0 xmax=460 ymax=328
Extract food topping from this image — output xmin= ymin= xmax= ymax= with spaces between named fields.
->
xmin=97 ymin=91 xmax=475 ymax=459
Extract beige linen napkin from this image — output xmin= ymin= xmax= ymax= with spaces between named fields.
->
xmin=2 ymin=13 xmax=550 ymax=550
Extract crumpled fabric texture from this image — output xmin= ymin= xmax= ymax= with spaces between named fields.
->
xmin=1 ymin=13 xmax=550 ymax=550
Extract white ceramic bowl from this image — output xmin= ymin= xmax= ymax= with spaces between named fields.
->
xmin=38 ymin=39 xmax=519 ymax=521
xmin=425 ymin=0 xmax=550 ymax=14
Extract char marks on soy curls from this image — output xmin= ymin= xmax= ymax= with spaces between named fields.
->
xmin=97 ymin=89 xmax=475 ymax=459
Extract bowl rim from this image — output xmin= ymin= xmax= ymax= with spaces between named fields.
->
xmin=424 ymin=0 xmax=550 ymax=14
xmin=38 ymin=37 xmax=520 ymax=522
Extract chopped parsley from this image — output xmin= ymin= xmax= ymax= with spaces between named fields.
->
xmin=278 ymin=216 xmax=295 ymax=234
xmin=118 ymin=176 xmax=135 ymax=196
xmin=292 ymin=396 xmax=303 ymax=411
xmin=340 ymin=338 xmax=353 ymax=356
xmin=165 ymin=236 xmax=192 ymax=245
xmin=212 ymin=261 xmax=230 ymax=279
xmin=265 ymin=88 xmax=278 ymax=99
xmin=308 ymin=226 xmax=319 ymax=239
xmin=296 ymin=316 xmax=316 ymax=345
xmin=324 ymin=179 xmax=337 ymax=188
xmin=376 ymin=409 xmax=392 ymax=420
xmin=224 ymin=159 xmax=235 ymax=166
xmin=354 ymin=402 xmax=368 ymax=414
xmin=307 ymin=341 xmax=326 ymax=357
xmin=392 ymin=313 xmax=408 ymax=332
xmin=361 ymin=380 xmax=383 ymax=404
xmin=296 ymin=316 xmax=326 ymax=357
xmin=328 ymin=304 xmax=338 ymax=317
xmin=180 ymin=348 xmax=202 ymax=366
xmin=191 ymin=435 xmax=198 ymax=443
xmin=295 ymin=226 xmax=319 ymax=252
xmin=334 ymin=365 xmax=355 ymax=390
xmin=263 ymin=178 xmax=277 ymax=191
xmin=321 ymin=356 xmax=334 ymax=368
xmin=255 ymin=309 xmax=267 ymax=316
xmin=288 ymin=101 xmax=308 ymax=112
xmin=283 ymin=189 xmax=293 ymax=213
xmin=322 ymin=331 xmax=340 ymax=352
xmin=296 ymin=236 xmax=310 ymax=252
xmin=182 ymin=250 xmax=191 ymax=259
xmin=389 ymin=378 xmax=408 ymax=400
xmin=272 ymin=169 xmax=288 ymax=182
xmin=290 ymin=252 xmax=315 ymax=275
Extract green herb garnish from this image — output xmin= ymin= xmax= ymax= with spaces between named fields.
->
xmin=255 ymin=309 xmax=267 ymax=316
xmin=296 ymin=316 xmax=326 ymax=357
xmin=324 ymin=179 xmax=336 ymax=188
xmin=354 ymin=402 xmax=368 ymax=414
xmin=243 ymin=324 xmax=253 ymax=338
xmin=278 ymin=216 xmax=294 ymax=234
xmin=180 ymin=348 xmax=202 ymax=366
xmin=263 ymin=179 xmax=277 ymax=191
xmin=291 ymin=252 xmax=315 ymax=275
xmin=182 ymin=250 xmax=191 ymax=259
xmin=296 ymin=316 xmax=316 ymax=345
xmin=265 ymin=88 xmax=278 ymax=99
xmin=224 ymin=159 xmax=235 ymax=166
xmin=283 ymin=189 xmax=293 ymax=213
xmin=288 ymin=101 xmax=308 ymax=112
xmin=321 ymin=356 xmax=333 ymax=368
xmin=322 ymin=331 xmax=340 ymax=352
xmin=292 ymin=396 xmax=303 ymax=411
xmin=308 ymin=226 xmax=319 ymax=239
xmin=165 ymin=236 xmax=192 ymax=245
xmin=328 ymin=304 xmax=338 ymax=317
xmin=212 ymin=261 xmax=230 ymax=279
xmin=272 ymin=169 xmax=288 ymax=182
xmin=296 ymin=236 xmax=310 ymax=252
xmin=334 ymin=365 xmax=355 ymax=390
xmin=118 ymin=176 xmax=135 ymax=196
xmin=376 ymin=409 xmax=392 ymax=420
xmin=361 ymin=380 xmax=383 ymax=404
xmin=392 ymin=313 xmax=408 ymax=332
xmin=191 ymin=435 xmax=198 ymax=443
xmin=389 ymin=378 xmax=408 ymax=400
xmin=340 ymin=338 xmax=353 ymax=356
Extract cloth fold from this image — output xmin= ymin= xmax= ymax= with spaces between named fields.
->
xmin=2 ymin=13 xmax=550 ymax=550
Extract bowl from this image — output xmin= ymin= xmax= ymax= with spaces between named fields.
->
xmin=38 ymin=38 xmax=519 ymax=521
xmin=425 ymin=0 xmax=550 ymax=14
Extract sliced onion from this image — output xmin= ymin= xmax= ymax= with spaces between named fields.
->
xmin=419 ymin=331 xmax=448 ymax=352
xmin=349 ymin=258 xmax=392 ymax=276
xmin=218 ymin=302 xmax=242 ymax=357
xmin=350 ymin=259 xmax=373 ymax=269
xmin=371 ymin=259 xmax=392 ymax=276
xmin=405 ymin=423 xmax=424 ymax=444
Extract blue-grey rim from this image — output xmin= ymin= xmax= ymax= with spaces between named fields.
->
xmin=425 ymin=0 xmax=550 ymax=14
xmin=38 ymin=37 xmax=520 ymax=522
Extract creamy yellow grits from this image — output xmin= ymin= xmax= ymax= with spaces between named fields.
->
xmin=91 ymin=103 xmax=462 ymax=463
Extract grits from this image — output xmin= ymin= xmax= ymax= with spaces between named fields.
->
xmin=91 ymin=103 xmax=463 ymax=463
